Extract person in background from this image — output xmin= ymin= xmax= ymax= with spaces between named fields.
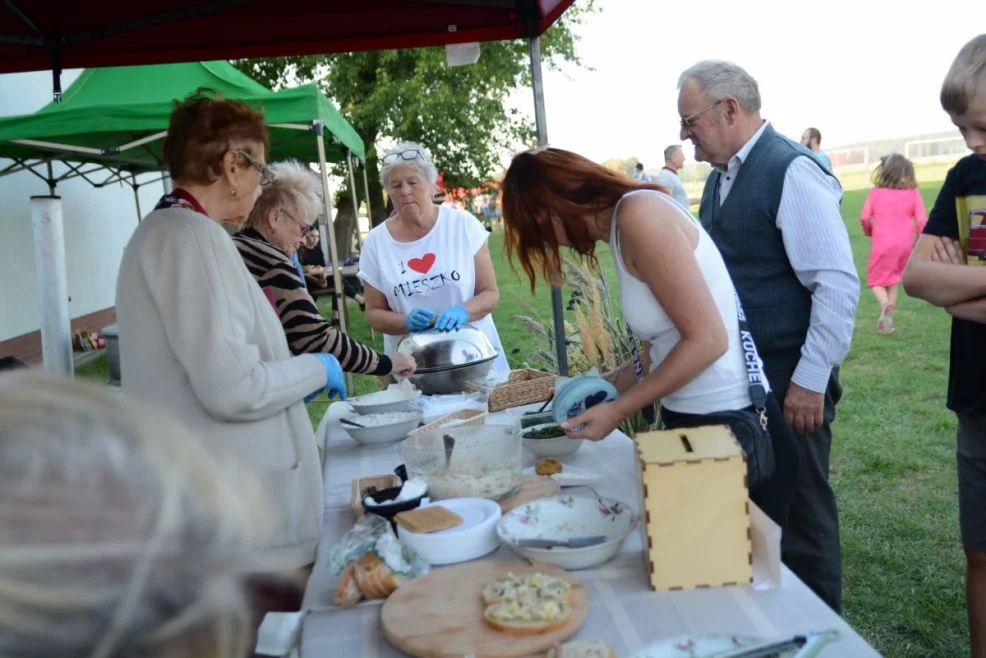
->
xmin=860 ymin=154 xmax=926 ymax=335
xmin=632 ymin=162 xmax=650 ymax=181
xmin=235 ymin=160 xmax=415 ymax=379
xmin=0 ymin=373 xmax=267 ymax=658
xmin=298 ymin=218 xmax=368 ymax=311
xmin=359 ymin=142 xmax=509 ymax=376
xmin=801 ymin=127 xmax=833 ymax=171
xmin=115 ymin=92 xmax=345 ymax=627
xmin=653 ymin=144 xmax=691 ymax=210
xmin=902 ymin=33 xmax=986 ymax=658
xmin=500 ymin=147 xmax=800 ymax=527
xmin=678 ymin=60 xmax=860 ymax=613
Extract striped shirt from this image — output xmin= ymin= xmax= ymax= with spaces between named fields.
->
xmin=717 ymin=121 xmax=859 ymax=393
xmin=233 ymin=228 xmax=391 ymax=376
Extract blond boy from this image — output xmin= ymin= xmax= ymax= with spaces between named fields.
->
xmin=903 ymin=33 xmax=986 ymax=658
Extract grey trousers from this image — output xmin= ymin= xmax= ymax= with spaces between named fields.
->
xmin=766 ymin=366 xmax=843 ymax=614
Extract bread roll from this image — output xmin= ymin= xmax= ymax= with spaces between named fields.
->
xmin=333 ymin=562 xmax=362 ymax=608
xmin=353 ymin=553 xmax=402 ymax=599
xmin=483 ymin=601 xmax=572 ymax=635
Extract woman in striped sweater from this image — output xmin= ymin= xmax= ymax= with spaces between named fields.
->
xmin=234 ymin=160 xmax=416 ymax=378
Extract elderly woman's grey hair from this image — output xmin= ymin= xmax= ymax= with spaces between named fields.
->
xmin=678 ymin=60 xmax=762 ymax=114
xmin=380 ymin=141 xmax=439 ymax=189
xmin=247 ymin=159 xmax=322 ymax=230
xmin=0 ymin=373 xmax=270 ymax=658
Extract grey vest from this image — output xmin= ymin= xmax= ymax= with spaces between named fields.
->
xmin=698 ymin=124 xmax=838 ymax=373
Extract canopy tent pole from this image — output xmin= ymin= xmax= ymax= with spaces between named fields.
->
xmin=131 ymin=173 xmax=142 ymax=223
xmin=31 ymin=195 xmax=73 ymax=376
xmin=345 ymin=150 xmax=363 ymax=252
xmin=361 ymin=165 xmax=374 ymax=229
xmin=528 ymin=35 xmax=568 ymax=376
xmin=314 ymin=121 xmax=354 ymax=392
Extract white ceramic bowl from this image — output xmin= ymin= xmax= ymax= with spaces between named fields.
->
xmin=396 ymin=497 xmax=501 ymax=565
xmin=523 ymin=424 xmax=583 ymax=458
xmin=497 ymin=493 xmax=638 ymax=570
xmin=348 ymin=389 xmax=416 ymax=415
xmin=341 ymin=411 xmax=423 ymax=446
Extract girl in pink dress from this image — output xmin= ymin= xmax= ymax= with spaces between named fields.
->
xmin=860 ymin=154 xmax=926 ymax=334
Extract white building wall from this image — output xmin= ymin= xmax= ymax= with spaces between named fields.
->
xmin=0 ymin=69 xmax=165 ymax=341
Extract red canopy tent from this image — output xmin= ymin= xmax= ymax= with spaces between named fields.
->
xmin=0 ymin=1 xmax=574 ymax=91
xmin=0 ymin=0 xmax=575 ymax=375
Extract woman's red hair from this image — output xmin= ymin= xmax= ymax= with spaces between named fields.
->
xmin=500 ymin=147 xmax=667 ymax=292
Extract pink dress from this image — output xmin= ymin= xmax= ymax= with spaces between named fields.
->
xmin=860 ymin=187 xmax=926 ymax=287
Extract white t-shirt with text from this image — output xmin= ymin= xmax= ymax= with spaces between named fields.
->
xmin=358 ymin=206 xmax=509 ymax=374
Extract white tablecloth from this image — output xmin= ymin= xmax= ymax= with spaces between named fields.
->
xmin=301 ymin=403 xmax=882 ymax=657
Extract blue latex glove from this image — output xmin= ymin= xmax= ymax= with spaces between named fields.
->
xmin=313 ymin=353 xmax=347 ymax=400
xmin=435 ymin=305 xmax=469 ymax=332
xmin=405 ymin=307 xmax=437 ymax=332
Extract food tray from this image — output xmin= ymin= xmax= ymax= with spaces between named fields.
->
xmin=350 ymin=474 xmax=402 ymax=517
xmin=465 ymin=368 xmax=554 ymax=412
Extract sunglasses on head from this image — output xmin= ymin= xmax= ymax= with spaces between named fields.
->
xmin=381 ymin=148 xmax=428 ymax=166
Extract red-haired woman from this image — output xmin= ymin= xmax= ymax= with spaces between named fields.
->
xmin=501 ymin=147 xmax=799 ymax=527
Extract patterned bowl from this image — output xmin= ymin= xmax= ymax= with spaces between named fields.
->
xmin=496 ymin=493 xmax=638 ymax=570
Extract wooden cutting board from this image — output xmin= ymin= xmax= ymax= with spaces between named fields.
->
xmin=381 ymin=560 xmax=588 ymax=658
xmin=498 ymin=475 xmax=561 ymax=514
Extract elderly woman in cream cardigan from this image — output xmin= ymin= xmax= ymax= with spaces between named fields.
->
xmin=115 ymin=91 xmax=342 ymax=619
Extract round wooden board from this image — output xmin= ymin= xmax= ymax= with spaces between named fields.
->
xmin=381 ymin=560 xmax=588 ymax=658
xmin=498 ymin=475 xmax=561 ymax=514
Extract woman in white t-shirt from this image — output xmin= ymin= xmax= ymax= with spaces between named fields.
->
xmin=500 ymin=147 xmax=799 ymax=528
xmin=358 ymin=142 xmax=509 ymax=375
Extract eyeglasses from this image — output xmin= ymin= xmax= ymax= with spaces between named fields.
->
xmin=381 ymin=148 xmax=429 ymax=166
xmin=280 ymin=207 xmax=315 ymax=236
xmin=680 ymin=100 xmax=725 ymax=129
xmin=236 ymin=150 xmax=274 ymax=186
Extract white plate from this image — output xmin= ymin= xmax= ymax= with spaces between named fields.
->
xmin=629 ymin=634 xmax=800 ymax=658
xmin=522 ymin=465 xmax=603 ymax=487
xmin=396 ymin=498 xmax=501 ymax=565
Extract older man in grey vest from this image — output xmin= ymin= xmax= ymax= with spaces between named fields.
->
xmin=677 ymin=60 xmax=859 ymax=613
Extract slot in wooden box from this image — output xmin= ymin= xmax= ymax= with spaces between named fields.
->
xmin=634 ymin=424 xmax=753 ymax=591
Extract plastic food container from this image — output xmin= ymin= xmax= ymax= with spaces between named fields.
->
xmin=400 ymin=424 xmax=523 ymax=501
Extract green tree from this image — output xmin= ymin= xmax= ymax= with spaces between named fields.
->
xmin=233 ymin=4 xmax=593 ymax=256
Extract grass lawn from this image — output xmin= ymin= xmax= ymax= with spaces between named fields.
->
xmin=75 ymin=179 xmax=969 ymax=657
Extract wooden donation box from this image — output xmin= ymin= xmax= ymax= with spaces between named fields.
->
xmin=634 ymin=425 xmax=753 ymax=591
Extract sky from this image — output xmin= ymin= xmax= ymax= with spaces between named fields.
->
xmin=507 ymin=0 xmax=983 ymax=168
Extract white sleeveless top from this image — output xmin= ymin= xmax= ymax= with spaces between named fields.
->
xmin=610 ymin=189 xmax=757 ymax=414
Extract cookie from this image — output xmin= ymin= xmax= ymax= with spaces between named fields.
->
xmin=394 ymin=505 xmax=463 ymax=533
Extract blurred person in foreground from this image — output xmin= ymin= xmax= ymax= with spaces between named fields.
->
xmin=234 ymin=160 xmax=416 ymax=379
xmin=0 ymin=372 xmax=269 ymax=658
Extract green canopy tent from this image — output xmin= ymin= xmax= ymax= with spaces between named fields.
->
xmin=0 ymin=61 xmax=366 ymax=373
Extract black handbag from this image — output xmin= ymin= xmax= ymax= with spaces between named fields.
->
xmin=631 ymin=292 xmax=776 ymax=489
